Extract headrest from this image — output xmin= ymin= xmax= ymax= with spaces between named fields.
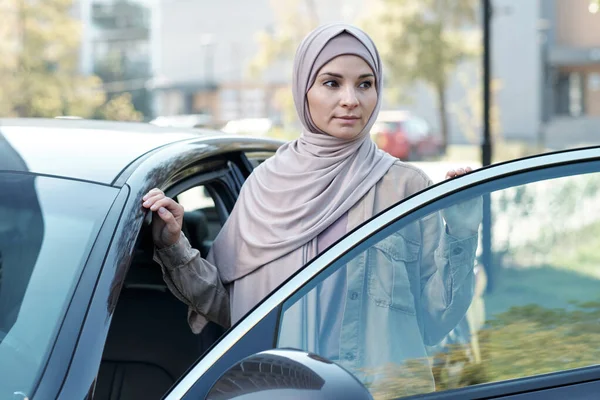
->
xmin=183 ymin=210 xmax=209 ymax=246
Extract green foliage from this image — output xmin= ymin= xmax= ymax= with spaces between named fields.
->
xmin=365 ymin=0 xmax=479 ymax=86
xmin=96 ymin=93 xmax=143 ymax=122
xmin=363 ymin=301 xmax=600 ymax=399
xmin=0 ymin=0 xmax=141 ymax=120
xmin=362 ymin=0 xmax=479 ymax=147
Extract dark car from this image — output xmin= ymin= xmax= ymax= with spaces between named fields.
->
xmin=1 ymin=118 xmax=600 ymax=400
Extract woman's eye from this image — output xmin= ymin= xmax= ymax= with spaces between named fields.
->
xmin=359 ymin=81 xmax=373 ymax=89
xmin=324 ymin=80 xmax=339 ymax=88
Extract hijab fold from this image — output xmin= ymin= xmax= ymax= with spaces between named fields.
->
xmin=210 ymin=24 xmax=396 ymax=284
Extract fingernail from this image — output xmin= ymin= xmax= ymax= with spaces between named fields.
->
xmin=143 ymin=195 xmax=148 ymax=201
xmin=143 ymin=201 xmax=150 ymax=207
xmin=158 ymin=207 xmax=166 ymax=214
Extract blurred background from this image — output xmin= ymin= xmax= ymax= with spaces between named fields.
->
xmin=2 ymin=0 xmax=600 ymax=165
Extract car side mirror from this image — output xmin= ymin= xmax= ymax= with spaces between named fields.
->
xmin=206 ymin=348 xmax=373 ymax=400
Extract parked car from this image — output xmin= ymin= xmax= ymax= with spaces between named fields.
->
xmin=150 ymin=114 xmax=214 ymax=129
xmin=221 ymin=118 xmax=274 ymax=136
xmin=371 ymin=110 xmax=443 ymax=160
xmin=1 ymin=118 xmax=600 ymax=400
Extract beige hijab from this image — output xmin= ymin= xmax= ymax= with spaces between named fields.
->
xmin=211 ymin=24 xmax=396 ymax=284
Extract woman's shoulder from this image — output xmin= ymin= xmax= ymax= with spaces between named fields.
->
xmin=385 ymin=160 xmax=433 ymax=187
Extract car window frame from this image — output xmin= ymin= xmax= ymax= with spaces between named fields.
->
xmin=166 ymin=167 xmax=239 ymax=223
xmin=166 ymin=147 xmax=600 ymax=400
xmin=244 ymin=151 xmax=276 ymax=169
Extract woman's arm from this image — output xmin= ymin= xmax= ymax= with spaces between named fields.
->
xmin=142 ymin=188 xmax=231 ymax=333
xmin=154 ymin=232 xmax=231 ymax=332
xmin=418 ymin=212 xmax=478 ymax=345
xmin=402 ymin=168 xmax=481 ymax=346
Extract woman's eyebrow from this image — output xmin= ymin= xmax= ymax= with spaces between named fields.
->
xmin=318 ymin=72 xmax=375 ymax=79
xmin=319 ymin=72 xmax=343 ymax=78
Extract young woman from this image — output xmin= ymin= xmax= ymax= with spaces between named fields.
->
xmin=142 ymin=23 xmax=481 ymax=392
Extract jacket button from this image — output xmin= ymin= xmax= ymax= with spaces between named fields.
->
xmin=453 ymin=247 xmax=463 ymax=256
xmin=350 ymin=292 xmax=359 ymax=300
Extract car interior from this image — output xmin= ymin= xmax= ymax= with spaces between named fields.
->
xmin=96 ymin=183 xmax=229 ymax=400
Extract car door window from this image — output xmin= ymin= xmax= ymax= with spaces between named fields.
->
xmin=168 ymin=154 xmax=600 ymax=400
xmin=98 ymin=173 xmax=238 ymax=400
xmin=275 ymin=161 xmax=600 ymax=399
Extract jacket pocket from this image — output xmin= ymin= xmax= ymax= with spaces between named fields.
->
xmin=367 ymin=233 xmax=419 ymax=314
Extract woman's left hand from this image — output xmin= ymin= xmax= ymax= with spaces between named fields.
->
xmin=441 ymin=166 xmax=483 ymax=238
xmin=445 ymin=167 xmax=473 ymax=180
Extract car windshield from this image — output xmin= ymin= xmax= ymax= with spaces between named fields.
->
xmin=0 ymin=173 xmax=118 ymax=398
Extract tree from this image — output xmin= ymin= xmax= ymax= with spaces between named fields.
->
xmin=0 ymin=0 xmax=140 ymax=120
xmin=450 ymin=68 xmax=502 ymax=146
xmin=248 ymin=0 xmax=320 ymax=134
xmin=363 ymin=0 xmax=479 ymax=149
xmin=249 ymin=0 xmax=319 ymax=77
xmin=96 ymin=92 xmax=143 ymax=122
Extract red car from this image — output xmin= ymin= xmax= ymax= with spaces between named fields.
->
xmin=370 ymin=110 xmax=443 ymax=160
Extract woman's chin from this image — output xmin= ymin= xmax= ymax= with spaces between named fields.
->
xmin=327 ymin=127 xmax=364 ymax=140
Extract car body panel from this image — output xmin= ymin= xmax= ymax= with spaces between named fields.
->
xmin=0 ymin=119 xmax=204 ymax=185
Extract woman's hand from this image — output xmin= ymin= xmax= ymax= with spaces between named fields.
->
xmin=445 ymin=167 xmax=473 ymax=180
xmin=142 ymin=188 xmax=184 ymax=248
xmin=442 ymin=166 xmax=483 ymax=238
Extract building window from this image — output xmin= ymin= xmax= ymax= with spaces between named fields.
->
xmin=569 ymin=72 xmax=584 ymax=116
xmin=554 ymin=71 xmax=586 ymax=117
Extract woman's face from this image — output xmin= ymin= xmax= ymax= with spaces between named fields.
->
xmin=307 ymin=55 xmax=377 ymax=140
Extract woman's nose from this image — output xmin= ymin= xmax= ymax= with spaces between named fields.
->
xmin=340 ymin=86 xmax=359 ymax=108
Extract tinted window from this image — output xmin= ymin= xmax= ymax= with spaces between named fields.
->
xmin=276 ymin=163 xmax=600 ymax=398
xmin=0 ymin=173 xmax=118 ymax=398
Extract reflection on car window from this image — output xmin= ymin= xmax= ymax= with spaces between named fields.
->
xmin=0 ymin=173 xmax=118 ymax=399
xmin=178 ymin=186 xmax=214 ymax=212
xmin=176 ymin=185 xmax=221 ymax=254
xmin=276 ymin=168 xmax=600 ymax=399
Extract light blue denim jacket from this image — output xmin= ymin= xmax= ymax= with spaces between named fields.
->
xmin=278 ymin=162 xmax=478 ymax=394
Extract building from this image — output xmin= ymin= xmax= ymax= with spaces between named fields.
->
xmin=387 ymin=0 xmax=600 ymax=149
xmin=78 ymin=0 xmax=158 ymax=117
xmin=77 ymin=0 xmax=600 ymax=148
xmin=540 ymin=0 xmax=600 ymax=148
xmin=149 ymin=0 xmax=368 ymax=127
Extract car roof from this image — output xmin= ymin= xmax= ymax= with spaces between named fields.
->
xmin=0 ymin=118 xmax=226 ymax=185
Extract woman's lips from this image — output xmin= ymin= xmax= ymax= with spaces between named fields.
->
xmin=335 ymin=116 xmax=360 ymax=125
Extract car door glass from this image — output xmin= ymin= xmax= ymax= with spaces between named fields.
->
xmin=0 ymin=173 xmax=117 ymax=399
xmin=276 ymin=166 xmax=600 ymax=399
xmin=177 ymin=186 xmax=221 ymax=250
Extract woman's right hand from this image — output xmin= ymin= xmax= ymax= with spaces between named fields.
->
xmin=142 ymin=188 xmax=184 ymax=248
